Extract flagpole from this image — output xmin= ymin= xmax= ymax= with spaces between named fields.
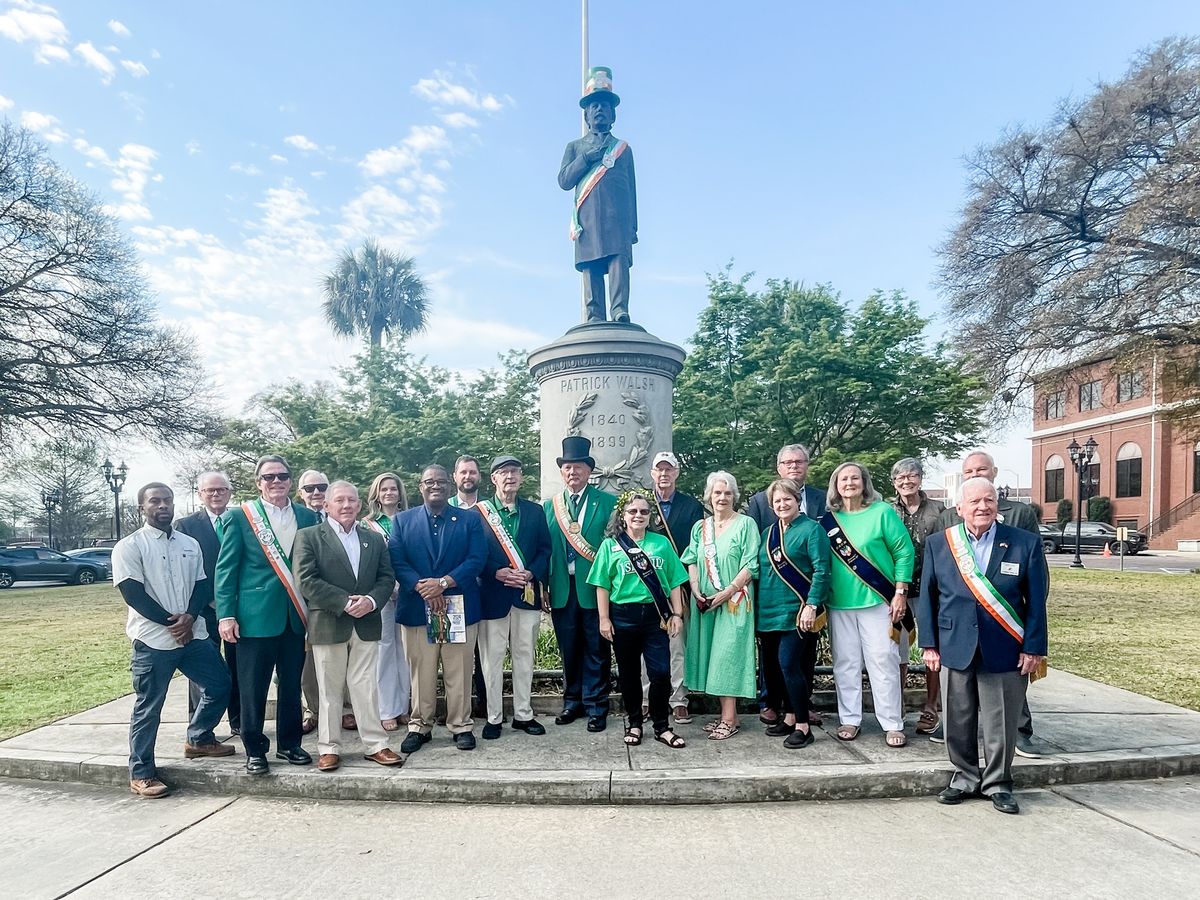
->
xmin=579 ymin=0 xmax=589 ymax=319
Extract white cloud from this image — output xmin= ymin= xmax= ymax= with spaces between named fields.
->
xmin=107 ymin=19 xmax=130 ymax=38
xmin=283 ymin=134 xmax=318 ymax=152
xmin=19 ymin=109 xmax=68 ymax=142
xmin=150 ymin=48 xmax=160 ymax=59
xmin=358 ymin=124 xmax=448 ymax=178
xmin=268 ymin=154 xmax=287 ymax=164
xmin=120 ymin=59 xmax=148 ymax=78
xmin=0 ymin=94 xmax=12 ymax=111
xmin=106 ymin=143 xmax=158 ymax=220
xmin=34 ymin=42 xmax=67 ymax=62
xmin=0 ymin=3 xmax=70 ymax=65
xmin=185 ymin=139 xmax=202 ymax=156
xmin=440 ymin=111 xmax=478 ymax=129
xmin=74 ymin=40 xmax=116 ymax=84
xmin=230 ymin=162 xmax=262 ymax=176
xmin=412 ymin=71 xmax=510 ymax=112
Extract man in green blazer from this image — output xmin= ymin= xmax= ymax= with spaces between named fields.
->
xmin=543 ymin=436 xmax=617 ymax=731
xmin=292 ymin=481 xmax=402 ymax=772
xmin=216 ymin=454 xmax=319 ymax=776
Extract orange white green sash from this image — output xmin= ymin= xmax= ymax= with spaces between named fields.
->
xmin=946 ymin=524 xmax=1024 ymax=642
xmin=243 ymin=499 xmax=307 ymax=627
xmin=479 ymin=500 xmax=538 ymax=607
xmin=569 ymin=137 xmax=628 ymax=241
xmin=551 ymin=492 xmax=597 ymax=562
xmin=702 ymin=518 xmax=747 ymax=610
xmin=363 ymin=515 xmax=390 ymax=538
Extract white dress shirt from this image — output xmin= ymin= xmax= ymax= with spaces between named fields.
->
xmin=112 ymin=525 xmax=207 ymax=650
xmin=262 ymin=499 xmax=298 ymax=554
xmin=329 ymin=518 xmax=361 ymax=578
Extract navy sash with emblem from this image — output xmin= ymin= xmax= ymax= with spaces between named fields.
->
xmin=820 ymin=510 xmax=915 ymax=635
xmin=768 ymin=522 xmax=828 ymax=632
xmin=615 ymin=531 xmax=672 ymax=629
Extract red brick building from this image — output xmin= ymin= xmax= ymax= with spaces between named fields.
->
xmin=1030 ymin=351 xmax=1200 ymax=549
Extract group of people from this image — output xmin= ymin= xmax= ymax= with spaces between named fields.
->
xmin=112 ymin=438 xmax=1047 ymax=814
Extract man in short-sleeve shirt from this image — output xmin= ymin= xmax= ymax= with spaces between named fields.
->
xmin=113 ymin=482 xmax=234 ymax=798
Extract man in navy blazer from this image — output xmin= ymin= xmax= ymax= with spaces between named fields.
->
xmin=917 ymin=477 xmax=1048 ymax=815
xmin=388 ymin=464 xmax=487 ymax=753
xmin=745 ymin=443 xmax=826 ymax=531
xmin=476 ymin=455 xmax=552 ymax=740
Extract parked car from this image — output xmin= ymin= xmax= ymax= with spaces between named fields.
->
xmin=0 ymin=547 xmax=111 ymax=589
xmin=65 ymin=547 xmax=115 ymax=579
xmin=1049 ymin=522 xmax=1148 ymax=555
xmin=1039 ymin=524 xmax=1064 ymax=555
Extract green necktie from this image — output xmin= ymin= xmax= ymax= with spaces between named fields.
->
xmin=214 ymin=516 xmax=225 ymax=541
xmin=570 ymin=492 xmax=582 ymax=518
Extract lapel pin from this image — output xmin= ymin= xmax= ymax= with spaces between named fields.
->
xmin=450 ymin=515 xmax=457 ymax=522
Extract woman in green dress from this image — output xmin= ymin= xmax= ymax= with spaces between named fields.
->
xmin=682 ymin=471 xmax=761 ymax=741
xmin=588 ymin=489 xmax=688 ymax=749
xmin=363 ymin=472 xmax=409 ymax=732
xmin=757 ymin=478 xmax=830 ymax=749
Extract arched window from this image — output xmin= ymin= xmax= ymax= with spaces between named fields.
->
xmin=1044 ymin=454 xmax=1065 ymax=503
xmin=1116 ymin=442 xmax=1142 ymax=498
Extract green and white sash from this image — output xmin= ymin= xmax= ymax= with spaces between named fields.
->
xmin=242 ymin=499 xmax=307 ymax=627
xmin=569 ymin=137 xmax=629 ymax=240
xmin=702 ymin=518 xmax=747 ymax=611
xmin=945 ymin=524 xmax=1024 ymax=642
xmin=479 ymin=499 xmax=538 ymax=607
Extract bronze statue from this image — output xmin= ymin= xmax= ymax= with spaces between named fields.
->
xmin=558 ymin=66 xmax=637 ymax=324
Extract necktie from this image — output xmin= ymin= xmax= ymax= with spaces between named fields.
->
xmin=214 ymin=516 xmax=224 ymax=541
xmin=570 ymin=493 xmax=582 ymax=517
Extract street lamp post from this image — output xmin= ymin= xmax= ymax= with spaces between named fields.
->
xmin=40 ymin=488 xmax=61 ymax=549
xmin=1066 ymin=436 xmax=1098 ymax=569
xmin=101 ymin=458 xmax=128 ymax=540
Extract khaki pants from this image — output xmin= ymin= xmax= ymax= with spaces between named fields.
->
xmin=477 ymin=608 xmax=542 ymax=724
xmin=311 ymin=632 xmax=390 ymax=756
xmin=402 ymin=623 xmax=478 ymax=735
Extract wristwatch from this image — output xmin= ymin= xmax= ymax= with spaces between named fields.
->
xmin=438 ymin=577 xmax=450 ymax=590
xmin=895 ymin=586 xmax=909 ymax=596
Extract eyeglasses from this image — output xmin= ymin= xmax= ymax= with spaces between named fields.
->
xmin=199 ymin=487 xmax=231 ymax=495
xmin=258 ymin=472 xmax=291 ymax=482
xmin=779 ymin=459 xmax=808 ymax=467
xmin=421 ymin=479 xmax=450 ymax=488
xmin=300 ymin=483 xmax=329 ymax=493
xmin=626 ymin=508 xmax=651 ymax=517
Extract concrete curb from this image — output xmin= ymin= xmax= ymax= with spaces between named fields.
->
xmin=3 ymin=742 xmax=1198 ymax=805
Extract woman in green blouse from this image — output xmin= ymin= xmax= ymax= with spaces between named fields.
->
xmin=756 ymin=479 xmax=830 ymax=749
xmin=363 ymin=472 xmax=408 ymax=732
xmin=823 ymin=462 xmax=915 ymax=748
xmin=682 ymin=471 xmax=761 ymax=741
xmin=588 ymin=489 xmax=688 ymax=749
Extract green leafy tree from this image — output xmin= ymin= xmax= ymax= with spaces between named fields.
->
xmin=1087 ymin=495 xmax=1113 ymax=524
xmin=322 ymin=239 xmax=429 ymax=347
xmin=7 ymin=435 xmax=109 ymax=549
xmin=1056 ymin=498 xmax=1073 ymax=531
xmin=674 ymin=270 xmax=986 ymax=497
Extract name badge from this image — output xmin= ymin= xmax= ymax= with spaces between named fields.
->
xmin=1000 ymin=561 xmax=1019 ymax=576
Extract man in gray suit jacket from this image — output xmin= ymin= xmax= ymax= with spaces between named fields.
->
xmin=746 ymin=443 xmax=827 ymax=532
xmin=292 ymin=481 xmax=401 ymax=771
xmin=175 ymin=470 xmax=239 ymax=733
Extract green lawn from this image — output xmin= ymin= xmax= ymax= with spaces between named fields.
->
xmin=0 ymin=570 xmax=1196 ymax=741
xmin=1048 ymin=568 xmax=1200 ymax=711
xmin=0 ymin=583 xmax=131 ymax=740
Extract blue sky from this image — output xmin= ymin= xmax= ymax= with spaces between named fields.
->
xmin=2 ymin=0 xmax=1196 ymax=493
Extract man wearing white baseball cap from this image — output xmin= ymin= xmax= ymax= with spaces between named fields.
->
xmin=644 ymin=450 xmax=705 ymax=725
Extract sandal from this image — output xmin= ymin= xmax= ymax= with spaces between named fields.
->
xmin=836 ymin=724 xmax=860 ymax=742
xmin=886 ymin=730 xmax=907 ymax=748
xmin=381 ymin=718 xmax=400 ymax=732
xmin=624 ymin=725 xmax=643 ymax=746
xmin=707 ymin=721 xmax=740 ymax=741
xmin=655 ymin=729 xmax=686 ymax=749
xmin=703 ymin=718 xmax=722 ymax=733
xmin=916 ymin=710 xmax=940 ymax=734
xmin=808 ymin=710 xmax=824 ymax=726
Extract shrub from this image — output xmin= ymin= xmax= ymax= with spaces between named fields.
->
xmin=1056 ymin=498 xmax=1073 ymax=531
xmin=1088 ymin=495 xmax=1113 ymax=524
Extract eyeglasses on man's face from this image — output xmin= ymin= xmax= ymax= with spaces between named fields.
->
xmin=259 ymin=472 xmax=291 ymax=482
xmin=300 ymin=483 xmax=329 ymax=493
xmin=421 ymin=479 xmax=450 ymax=488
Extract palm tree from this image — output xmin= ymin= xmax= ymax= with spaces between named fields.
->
xmin=322 ymin=239 xmax=429 ymax=347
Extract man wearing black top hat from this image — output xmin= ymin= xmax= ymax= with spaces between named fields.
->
xmin=558 ymin=65 xmax=637 ymax=324
xmin=543 ymin=436 xmax=618 ymax=731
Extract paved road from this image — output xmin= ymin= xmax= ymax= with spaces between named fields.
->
xmin=1046 ymin=549 xmax=1198 ymax=574
xmin=2 ymin=776 xmax=1197 ymax=898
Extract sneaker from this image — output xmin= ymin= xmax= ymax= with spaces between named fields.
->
xmin=130 ymin=777 xmax=170 ymax=798
xmin=928 ymin=722 xmax=945 ymax=744
xmin=1014 ymin=735 xmax=1043 ymax=759
xmin=672 ymin=705 xmax=693 ymax=725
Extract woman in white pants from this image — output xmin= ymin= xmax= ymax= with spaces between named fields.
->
xmin=362 ymin=472 xmax=410 ymax=731
xmin=822 ymin=462 xmax=915 ymax=748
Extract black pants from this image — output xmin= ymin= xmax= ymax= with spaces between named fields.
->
xmin=236 ymin=628 xmax=306 ymax=757
xmin=759 ymin=629 xmax=818 ymax=722
xmin=610 ymin=603 xmax=671 ymax=734
xmin=188 ymin=605 xmax=240 ymax=729
xmin=551 ymin=580 xmax=611 ymax=717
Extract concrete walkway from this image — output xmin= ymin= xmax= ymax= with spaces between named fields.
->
xmin=2 ymin=669 xmax=1199 ymax=804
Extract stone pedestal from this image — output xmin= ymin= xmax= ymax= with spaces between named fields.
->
xmin=528 ymin=322 xmax=686 ymax=499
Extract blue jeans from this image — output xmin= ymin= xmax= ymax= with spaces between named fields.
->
xmin=129 ymin=637 xmax=231 ymax=780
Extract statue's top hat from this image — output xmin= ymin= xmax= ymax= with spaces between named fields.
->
xmin=579 ymin=66 xmax=620 ymax=108
xmin=556 ymin=435 xmax=596 ymax=469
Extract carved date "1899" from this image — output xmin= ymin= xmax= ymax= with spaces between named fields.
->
xmin=593 ymin=435 xmax=627 ymax=448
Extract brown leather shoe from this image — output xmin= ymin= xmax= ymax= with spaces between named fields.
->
xmin=364 ymin=748 xmax=403 ymax=767
xmin=184 ymin=741 xmax=236 ymax=758
xmin=342 ymin=713 xmax=358 ymax=731
xmin=317 ymin=753 xmax=341 ymax=771
xmin=301 ymin=715 xmax=318 ymax=734
xmin=130 ymin=778 xmax=170 ymax=798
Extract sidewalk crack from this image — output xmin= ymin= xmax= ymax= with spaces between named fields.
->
xmin=1049 ymin=787 xmax=1200 ymax=859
